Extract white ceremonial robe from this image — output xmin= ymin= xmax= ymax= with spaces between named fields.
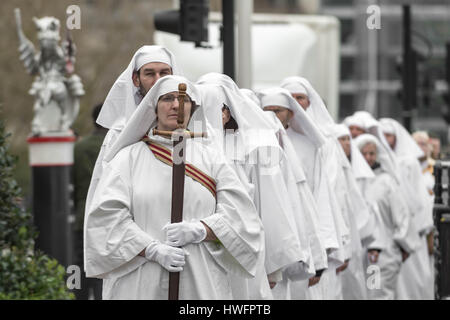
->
xmin=287 ymin=128 xmax=349 ymax=300
xmin=84 ymin=128 xmax=120 ymax=219
xmin=223 ymin=131 xmax=306 ymax=299
xmin=287 ymin=128 xmax=340 ymax=256
xmin=365 ymin=167 xmax=418 ymax=300
xmin=320 ymin=139 xmax=356 ymax=300
xmin=85 ymin=135 xmax=264 ymax=299
xmin=335 ymin=158 xmax=370 ymax=300
xmin=266 ymin=112 xmax=327 ymax=272
xmin=354 ymin=173 xmax=385 ymax=252
xmin=223 ymin=132 xmax=271 ymax=300
xmin=263 ymin=114 xmax=326 ymax=300
xmin=395 ymin=156 xmax=435 ymax=300
xmin=274 ymin=158 xmax=322 ymax=300
xmin=420 ymin=159 xmax=436 ymax=299
xmin=271 ymin=142 xmax=319 ymax=300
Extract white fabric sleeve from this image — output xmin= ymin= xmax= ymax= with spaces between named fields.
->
xmin=84 ymin=160 xmax=153 ymax=279
xmin=83 ymin=129 xmax=119 ymax=216
xmin=365 ymin=203 xmax=387 ymax=251
xmin=296 ymin=181 xmax=328 ymax=271
xmin=389 ymin=181 xmax=420 ymax=254
xmin=200 ymin=151 xmax=264 ymax=279
xmin=407 ymin=159 xmax=435 ymax=233
xmin=250 ymin=161 xmax=305 ymax=275
xmin=267 ymin=269 xmax=283 ymax=283
xmin=312 ymin=149 xmax=340 ymax=252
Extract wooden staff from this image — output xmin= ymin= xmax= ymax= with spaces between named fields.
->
xmin=152 ymin=83 xmax=205 ymax=300
xmin=176 ymin=83 xmax=186 ymax=128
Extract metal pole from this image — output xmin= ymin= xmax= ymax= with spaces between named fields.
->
xmin=222 ymin=0 xmax=235 ymax=79
xmin=446 ymin=43 xmax=450 ymax=85
xmin=365 ymin=0 xmax=378 ymax=116
xmin=446 ymin=43 xmax=450 ymax=135
xmin=236 ymin=0 xmax=253 ymax=88
xmin=402 ymin=5 xmax=413 ymax=132
xmin=27 ymin=136 xmax=75 ymax=268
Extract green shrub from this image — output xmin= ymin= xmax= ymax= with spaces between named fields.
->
xmin=0 ymin=118 xmax=74 ymax=300
xmin=0 ymin=247 xmax=73 ymax=300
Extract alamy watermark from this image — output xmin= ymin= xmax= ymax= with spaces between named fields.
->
xmin=366 ymin=5 xmax=381 ymax=30
xmin=66 ymin=5 xmax=81 ymax=30
xmin=366 ymin=264 xmax=381 ymax=290
xmin=66 ymin=265 xmax=81 ymax=290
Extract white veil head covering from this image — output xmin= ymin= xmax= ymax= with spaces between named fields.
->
xmin=380 ymin=119 xmax=429 ymax=221
xmin=104 ymin=75 xmax=201 ymax=162
xmin=380 ymin=120 xmax=395 ymax=135
xmin=353 ymin=134 xmax=395 ymax=178
xmin=354 ymin=115 xmax=425 ymax=218
xmin=196 ymin=82 xmax=283 ymax=166
xmin=133 ymin=46 xmax=180 ymax=72
xmin=240 ymin=88 xmax=261 ymax=107
xmin=197 ymin=73 xmax=278 ymax=131
xmin=379 ymin=118 xmax=424 ymax=159
xmin=346 ymin=111 xmax=379 ymax=132
xmin=197 ymin=72 xmax=238 ymax=92
xmin=96 ymin=45 xmax=183 ymax=131
xmin=343 ymin=114 xmax=365 ymax=132
xmin=347 ymin=111 xmax=401 ymax=182
xmin=332 ymin=124 xmax=375 ymax=180
xmin=257 ymin=87 xmax=326 ymax=148
xmin=280 ymin=76 xmax=335 ymax=136
xmin=279 ymin=80 xmax=308 ymax=96
xmin=332 ymin=123 xmax=351 ymax=139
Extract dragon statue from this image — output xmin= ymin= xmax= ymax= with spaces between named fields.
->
xmin=15 ymin=8 xmax=84 ymax=135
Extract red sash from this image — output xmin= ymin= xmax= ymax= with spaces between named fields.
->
xmin=143 ymin=139 xmax=217 ymax=198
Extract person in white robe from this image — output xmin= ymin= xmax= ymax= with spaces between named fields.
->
xmin=257 ymin=86 xmax=344 ymax=300
xmin=332 ymin=124 xmax=382 ymax=300
xmin=379 ymin=119 xmax=434 ymax=300
xmin=345 ymin=113 xmax=423 ymax=247
xmin=254 ymin=88 xmax=329 ymax=300
xmin=84 ymin=75 xmax=264 ymax=299
xmin=412 ymin=131 xmax=436 ymax=196
xmin=334 ymin=123 xmax=388 ymax=271
xmin=336 ymin=125 xmax=374 ymax=208
xmin=344 ymin=112 xmax=425 ymax=242
xmin=343 ymin=114 xmax=367 ymax=139
xmin=242 ymin=89 xmax=327 ymax=284
xmin=413 ymin=130 xmax=436 ymax=299
xmin=196 ymin=73 xmax=313 ymax=299
xmin=280 ymin=77 xmax=353 ymax=300
xmin=354 ymin=134 xmax=419 ymax=300
xmin=84 ymin=45 xmax=182 ymax=224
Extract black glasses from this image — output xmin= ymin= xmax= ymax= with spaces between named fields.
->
xmin=159 ymin=94 xmax=191 ymax=104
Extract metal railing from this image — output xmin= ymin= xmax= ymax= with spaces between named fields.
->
xmin=433 ymin=160 xmax=450 ymax=299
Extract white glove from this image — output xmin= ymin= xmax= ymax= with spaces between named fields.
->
xmin=284 ymin=261 xmax=311 ymax=281
xmin=145 ymin=241 xmax=186 ymax=272
xmin=164 ymin=221 xmax=207 ymax=247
